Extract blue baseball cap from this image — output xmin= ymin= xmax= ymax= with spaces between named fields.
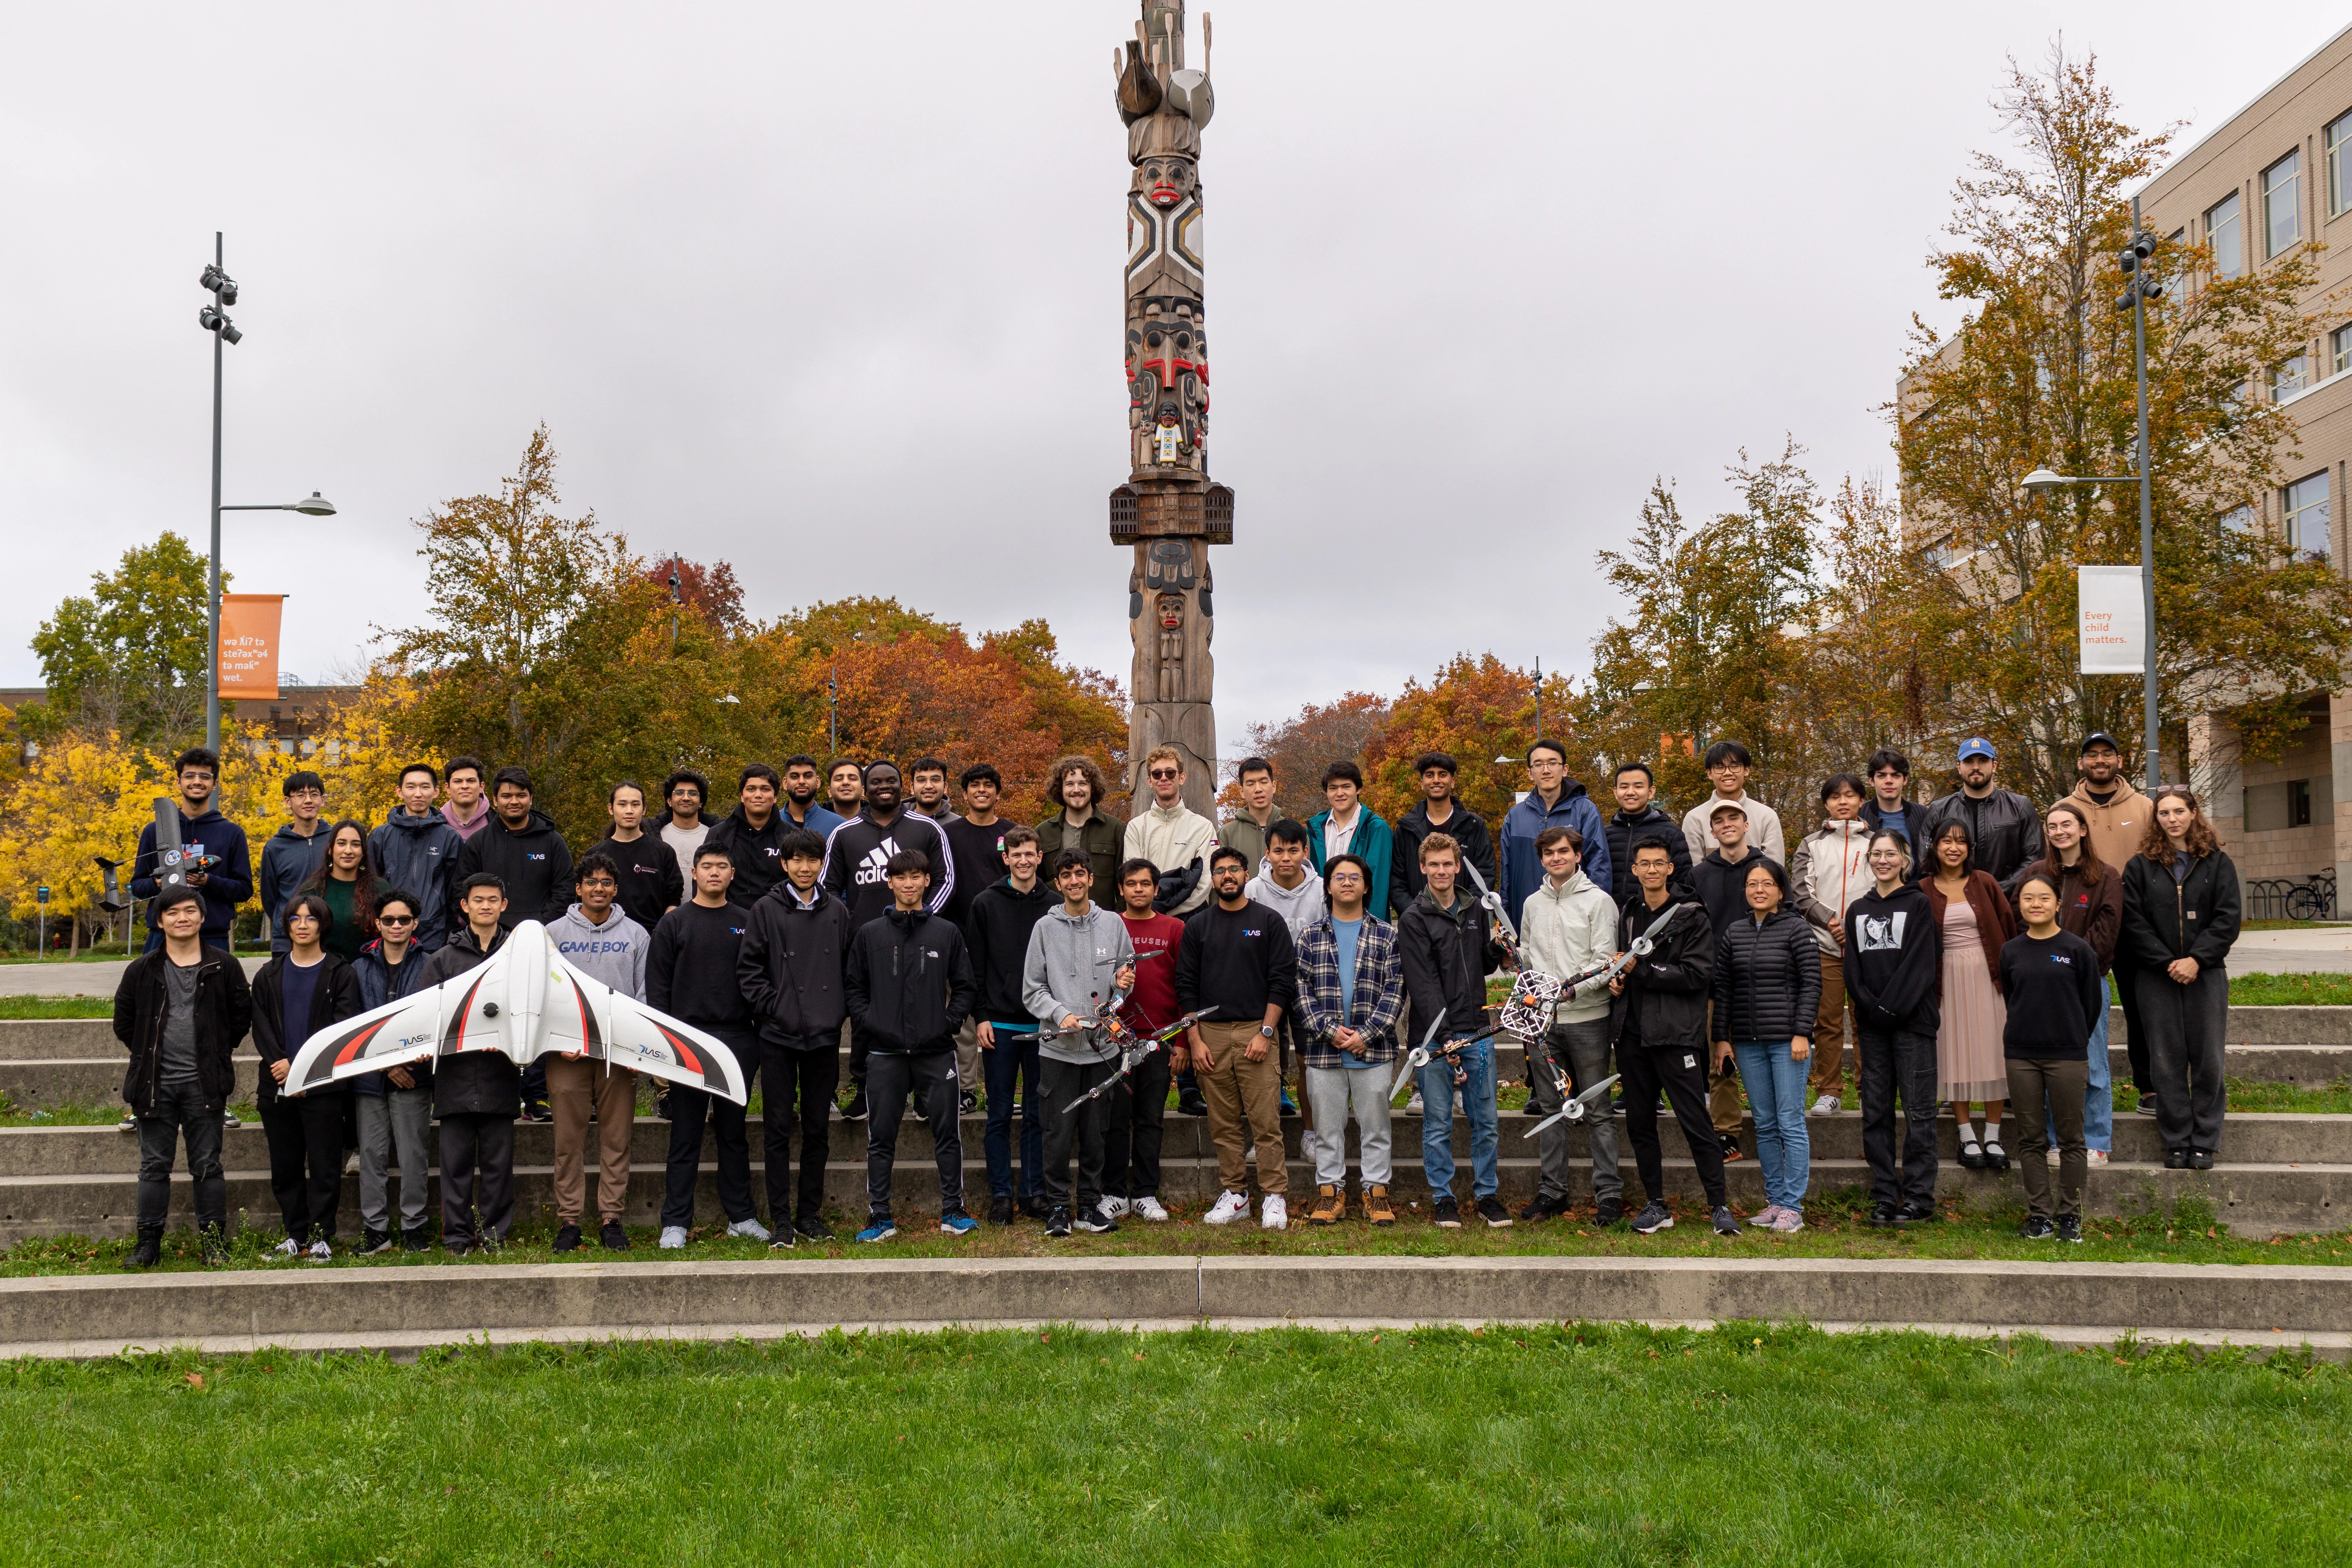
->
xmin=1956 ymin=737 xmax=1996 ymax=762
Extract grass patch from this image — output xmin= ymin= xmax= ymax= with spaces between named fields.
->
xmin=2229 ymin=972 xmax=2352 ymax=1007
xmin=0 ymin=996 xmax=113 ymax=1020
xmin=0 ymin=1325 xmax=2345 ymax=1561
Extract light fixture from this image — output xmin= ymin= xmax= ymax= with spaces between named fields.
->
xmin=290 ymin=492 xmax=336 ymax=516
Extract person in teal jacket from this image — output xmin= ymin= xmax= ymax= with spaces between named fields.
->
xmin=1305 ymin=761 xmax=1397 ymax=920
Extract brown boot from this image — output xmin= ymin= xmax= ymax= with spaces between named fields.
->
xmin=1308 ymin=1183 xmax=1343 ymax=1226
xmin=1364 ymin=1183 xmax=1396 ymax=1227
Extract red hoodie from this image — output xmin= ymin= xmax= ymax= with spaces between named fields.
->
xmin=1120 ymin=910 xmax=1187 ymax=1033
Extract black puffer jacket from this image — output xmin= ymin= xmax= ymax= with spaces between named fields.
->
xmin=111 ymin=945 xmax=253 ymax=1116
xmin=1604 ymin=805 xmax=1693 ymax=904
xmin=1711 ymin=908 xmax=1823 ymax=1044
xmin=2120 ymin=849 xmax=2242 ymax=971
xmin=1608 ymin=889 xmax=1713 ymax=1052
xmin=846 ymin=907 xmax=976 ymax=1054
xmin=738 ymin=885 xmax=855 ymax=1043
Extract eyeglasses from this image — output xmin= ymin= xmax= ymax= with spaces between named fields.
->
xmin=377 ymin=913 xmax=416 ymax=926
xmin=1148 ymin=768 xmax=1180 ymax=780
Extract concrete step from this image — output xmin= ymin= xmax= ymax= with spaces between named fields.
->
xmin=1 ymin=1253 xmax=2345 ymax=1361
xmin=10 ymin=1108 xmax=2351 ymax=1180
xmin=5 ymin=1151 xmax=2341 ymax=1242
xmin=0 ymin=1057 xmax=261 ymax=1109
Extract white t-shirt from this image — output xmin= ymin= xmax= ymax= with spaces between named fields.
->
xmin=660 ymin=818 xmax=712 ymax=869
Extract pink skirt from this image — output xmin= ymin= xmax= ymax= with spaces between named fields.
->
xmin=1936 ymin=916 xmax=2009 ymax=1104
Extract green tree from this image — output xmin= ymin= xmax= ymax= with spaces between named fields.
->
xmin=28 ymin=534 xmax=216 ymax=745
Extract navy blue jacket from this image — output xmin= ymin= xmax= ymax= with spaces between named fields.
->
xmin=132 ymin=805 xmax=253 ymax=950
xmin=349 ymin=937 xmax=434 ymax=1096
xmin=256 ymin=822 xmax=331 ymax=955
xmin=368 ymin=806 xmax=465 ymax=951
xmin=1497 ymin=783 xmax=1611 ymax=933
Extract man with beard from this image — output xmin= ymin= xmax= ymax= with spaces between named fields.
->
xmin=780 ymin=753 xmax=848 ymax=840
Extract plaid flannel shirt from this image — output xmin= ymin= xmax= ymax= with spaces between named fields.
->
xmin=1291 ymin=915 xmax=1404 ymax=1067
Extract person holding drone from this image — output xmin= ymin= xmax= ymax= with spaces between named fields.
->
xmin=1515 ymin=826 xmax=1622 ymax=1226
xmin=1022 ymin=848 xmax=1138 ymax=1237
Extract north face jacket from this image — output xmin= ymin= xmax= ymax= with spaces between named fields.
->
xmin=367 ymin=806 xmax=464 ymax=951
xmin=846 ymin=907 xmax=976 ymax=1054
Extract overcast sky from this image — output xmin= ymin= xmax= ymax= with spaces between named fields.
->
xmin=6 ymin=2 xmax=2346 ymax=757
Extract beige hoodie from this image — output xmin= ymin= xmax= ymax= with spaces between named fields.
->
xmin=2060 ymin=779 xmax=2153 ymax=875
xmin=1124 ymin=802 xmax=1218 ymax=915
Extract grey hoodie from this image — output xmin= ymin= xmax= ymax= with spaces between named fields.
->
xmin=1021 ymin=902 xmax=1137 ymax=1065
xmin=545 ymin=902 xmax=650 ymax=1002
xmin=1243 ymin=869 xmax=1326 ymax=939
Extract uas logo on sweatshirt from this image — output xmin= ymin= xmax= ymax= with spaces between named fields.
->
xmin=1854 ymin=912 xmax=1908 ymax=951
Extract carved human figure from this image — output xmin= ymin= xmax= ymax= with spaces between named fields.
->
xmin=1156 ymin=593 xmax=1186 ymax=701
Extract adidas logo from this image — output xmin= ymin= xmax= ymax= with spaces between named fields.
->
xmin=853 ymin=838 xmax=905 ymax=887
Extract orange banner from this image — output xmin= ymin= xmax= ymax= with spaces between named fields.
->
xmin=219 ymin=594 xmax=285 ymax=700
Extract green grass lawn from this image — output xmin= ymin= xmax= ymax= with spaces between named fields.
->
xmin=2227 ymin=971 xmax=2352 ymax=1006
xmin=0 ymin=1325 xmax=2344 ymax=1563
xmin=0 ymin=996 xmax=113 ymax=1019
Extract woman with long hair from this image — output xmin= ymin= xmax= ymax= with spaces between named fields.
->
xmin=2119 ymin=787 xmax=2241 ymax=1169
xmin=2005 ymin=801 xmax=2123 ymax=1162
xmin=1921 ymin=818 xmax=2018 ymax=1170
xmin=301 ymin=818 xmax=379 ymax=964
xmin=1844 ymin=829 xmax=1942 ymax=1225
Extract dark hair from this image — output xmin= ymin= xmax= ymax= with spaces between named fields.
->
xmin=1534 ymin=825 xmax=1583 ymax=855
xmin=782 ymin=753 xmax=820 ymax=773
xmin=1929 ymin=816 xmax=1975 ymax=873
xmin=1118 ymin=856 xmax=1160 ymax=883
xmin=909 ymin=755 xmax=949 ymax=781
xmin=663 ymin=768 xmax=710 ymax=802
xmin=1820 ymin=772 xmax=1866 ymax=803
xmin=1322 ymin=851 xmax=1372 ymax=897
xmin=574 ymin=851 xmax=622 ymax=887
xmin=301 ymin=818 xmax=380 ymax=936
xmin=1235 ymin=755 xmax=1274 ymax=783
xmin=1047 ymin=755 xmax=1111 ymax=809
xmin=1613 ymin=760 xmax=1654 ymax=784
xmin=373 ymin=887 xmax=421 ymax=922
xmin=1050 ymin=848 xmax=1093 ymax=881
xmin=692 ymin=842 xmax=734 ymax=865
xmin=1628 ymin=833 xmax=1676 ymax=863
xmin=884 ymin=849 xmax=929 ymax=878
xmin=739 ymin=762 xmax=781 ymax=790
xmin=826 ymin=756 xmax=863 ymax=779
xmin=960 ymin=762 xmax=1002 ymax=789
xmin=174 ymin=746 xmax=220 ymax=777
xmin=1268 ymin=817 xmax=1310 ymax=848
xmin=609 ymin=779 xmax=646 ymax=804
xmin=1414 ymin=751 xmax=1458 ymax=776
xmin=864 ymin=759 xmax=902 ymax=782
xmin=779 ymin=828 xmax=828 ymax=862
xmin=2140 ymin=786 xmax=2222 ymax=860
xmin=457 ymin=872 xmax=507 ymax=898
xmin=1320 ymin=760 xmax=1364 ymax=789
xmin=1209 ymin=844 xmax=1250 ymax=871
xmin=445 ymin=755 xmax=485 ymax=784
xmin=1740 ymin=855 xmax=1791 ymax=903
xmin=282 ymin=770 xmax=325 ymax=797
xmin=491 ymin=766 xmax=532 ymax=794
xmin=1864 ymin=747 xmax=1910 ymax=780
xmin=2014 ymin=871 xmax=2063 ymax=904
xmin=1002 ymin=824 xmax=1039 ymax=851
xmin=282 ymin=891 xmax=335 ymax=937
xmin=2030 ymin=800 xmax=2109 ymax=888
xmin=1526 ymin=738 xmax=1566 ymax=765
xmin=398 ymin=762 xmax=438 ymax=786
xmin=1703 ymin=740 xmax=1751 ymax=769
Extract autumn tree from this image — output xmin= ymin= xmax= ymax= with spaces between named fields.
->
xmin=1897 ymin=47 xmax=2352 ymax=800
xmin=1356 ymin=654 xmax=1585 ymax=824
xmin=1230 ymin=693 xmax=1395 ymax=818
xmin=26 ymin=533 xmax=216 ymax=746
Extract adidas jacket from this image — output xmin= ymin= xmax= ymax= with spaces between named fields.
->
xmin=820 ymin=810 xmax=954 ymax=931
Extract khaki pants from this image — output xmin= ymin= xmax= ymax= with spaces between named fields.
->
xmin=548 ymin=1056 xmax=636 ymax=1226
xmin=1195 ymin=1019 xmax=1287 ymax=1198
xmin=1811 ymin=950 xmax=1851 ymax=1098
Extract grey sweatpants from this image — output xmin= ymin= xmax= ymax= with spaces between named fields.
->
xmin=1304 ymin=1064 xmax=1393 ymax=1185
xmin=357 ymin=1087 xmax=433 ymax=1234
xmin=1530 ymin=1017 xmax=1620 ymax=1204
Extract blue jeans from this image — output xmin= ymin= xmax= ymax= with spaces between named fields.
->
xmin=1418 ymin=1037 xmax=1499 ymax=1200
xmin=2048 ymin=1003 xmax=2114 ymax=1153
xmin=982 ymin=1031 xmax=1043 ymax=1199
xmin=1735 ymin=1040 xmax=1812 ymax=1211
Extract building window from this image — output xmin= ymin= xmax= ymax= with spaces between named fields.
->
xmin=2265 ymin=151 xmax=2303 ymax=257
xmin=2284 ymin=470 xmax=2330 ymax=559
xmin=2207 ymin=192 xmax=2243 ymax=278
xmin=2332 ymin=112 xmax=2352 ymax=217
xmin=2276 ymin=354 xmax=2310 ymax=398
xmin=2334 ymin=323 xmax=2352 ymax=377
xmin=2244 ymin=779 xmax=2314 ymax=832
xmin=2220 ymin=505 xmax=2256 ymax=536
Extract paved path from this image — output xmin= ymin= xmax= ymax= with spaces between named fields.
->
xmin=0 ymin=955 xmax=268 ymax=998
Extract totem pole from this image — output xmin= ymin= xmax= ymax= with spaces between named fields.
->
xmin=1110 ymin=0 xmax=1233 ymax=818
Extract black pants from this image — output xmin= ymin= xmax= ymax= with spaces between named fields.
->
xmin=2136 ymin=965 xmax=2229 ymax=1153
xmin=1042 ymin=1057 xmax=1115 ymax=1210
xmin=261 ymin=1089 xmax=348 ymax=1241
xmin=662 ymin=1028 xmax=759 ymax=1229
xmin=1617 ymin=1040 xmax=1728 ymax=1208
xmin=1103 ymin=1050 xmax=1170 ymax=1200
xmin=865 ymin=1050 xmax=962 ymax=1219
xmin=1856 ymin=1026 xmax=1940 ymax=1210
xmin=438 ymin=1112 xmax=515 ymax=1245
xmin=762 ymin=1036 xmax=840 ymax=1226
xmin=848 ymin=1020 xmax=866 ymax=1091
xmin=136 ymin=1079 xmax=224 ymax=1236
xmin=2113 ymin=958 xmax=2147 ymax=1095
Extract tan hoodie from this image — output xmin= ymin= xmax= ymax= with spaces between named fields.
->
xmin=2060 ymin=779 xmax=2153 ymax=876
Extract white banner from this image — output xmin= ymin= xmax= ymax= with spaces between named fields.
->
xmin=2078 ymin=565 xmax=2146 ymax=674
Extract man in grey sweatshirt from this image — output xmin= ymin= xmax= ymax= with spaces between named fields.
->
xmin=1022 ymin=848 xmax=1137 ymax=1236
xmin=543 ymin=853 xmax=652 ymax=1250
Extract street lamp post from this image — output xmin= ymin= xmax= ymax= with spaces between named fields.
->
xmin=196 ymin=233 xmax=336 ymax=753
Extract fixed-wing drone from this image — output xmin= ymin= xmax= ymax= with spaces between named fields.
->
xmin=282 ymin=919 xmax=749 ymax=1104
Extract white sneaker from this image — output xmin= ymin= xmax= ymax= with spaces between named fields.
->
xmin=1407 ymin=1087 xmax=1423 ymax=1113
xmin=659 ymin=1225 xmax=688 ymax=1249
xmin=1099 ymin=1196 xmax=1131 ymax=1219
xmin=306 ymin=1238 xmax=333 ymax=1262
xmin=1810 ymin=1094 xmax=1840 ymax=1116
xmin=2087 ymin=1149 xmax=2110 ymax=1165
xmin=1203 ymin=1190 xmax=1249 ymax=1226
xmin=2046 ymin=1148 xmax=2062 ymax=1168
xmin=1132 ymin=1195 xmax=1170 ymax=1222
xmin=343 ymin=1151 xmax=361 ymax=1174
xmin=271 ymin=1237 xmax=301 ymax=1259
xmin=726 ymin=1218 xmax=772 ymax=1242
xmin=1261 ymin=1194 xmax=1288 ymax=1231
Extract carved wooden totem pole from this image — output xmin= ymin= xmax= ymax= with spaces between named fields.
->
xmin=1110 ymin=1 xmax=1233 ymax=817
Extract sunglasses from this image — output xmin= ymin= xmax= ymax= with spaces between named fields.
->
xmin=377 ymin=913 xmax=416 ymax=926
xmin=1148 ymin=768 xmax=1180 ymax=780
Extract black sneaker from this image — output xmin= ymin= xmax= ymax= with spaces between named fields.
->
xmin=960 ymin=1089 xmax=980 ymax=1115
xmin=1519 ymin=1195 xmax=1568 ymax=1224
xmin=2136 ymin=1096 xmax=2160 ymax=1116
xmin=521 ymin=1099 xmax=553 ymax=1123
xmin=654 ymin=1093 xmax=672 ymax=1120
xmin=1593 ymin=1198 xmax=1624 ymax=1227
xmin=1894 ymin=1202 xmax=1938 ymax=1226
xmin=1020 ymin=1193 xmax=1053 ymax=1221
xmin=599 ymin=1221 xmax=630 ymax=1250
xmin=1867 ymin=1203 xmax=1899 ymax=1228
xmin=1177 ymin=1091 xmax=1209 ymax=1118
xmin=2054 ymin=1213 xmax=2084 ymax=1243
xmin=769 ymin=1228 xmax=797 ymax=1250
xmin=2019 ymin=1216 xmax=2056 ymax=1241
xmin=1432 ymin=1196 xmax=1463 ymax=1229
xmin=552 ymin=1224 xmax=582 ymax=1254
xmin=2163 ymin=1148 xmax=2191 ymax=1169
xmin=1718 ymin=1132 xmax=1745 ymax=1161
xmin=988 ymin=1196 xmax=1015 ymax=1226
xmin=1074 ymin=1205 xmax=1119 ymax=1234
xmin=127 ymin=1233 xmax=162 ymax=1269
xmin=361 ymin=1229 xmax=393 ymax=1256
xmin=1279 ymin=1093 xmax=1299 ymax=1117
xmin=840 ymin=1089 xmax=869 ymax=1121
xmin=1476 ymin=1196 xmax=1512 ymax=1228
xmin=1631 ymin=1200 xmax=1673 ymax=1235
xmin=796 ymin=1216 xmax=836 ymax=1243
xmin=1046 ymin=1207 xmax=1073 ymax=1238
xmin=2187 ymin=1149 xmax=2214 ymax=1171
xmin=1711 ymin=1205 xmax=1741 ymax=1236
xmin=401 ymin=1227 xmax=431 ymax=1252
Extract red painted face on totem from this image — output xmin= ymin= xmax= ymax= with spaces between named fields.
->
xmin=1143 ymin=158 xmax=1194 ymax=208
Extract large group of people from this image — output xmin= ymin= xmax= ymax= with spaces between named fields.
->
xmin=109 ymin=727 xmax=2241 ymax=1265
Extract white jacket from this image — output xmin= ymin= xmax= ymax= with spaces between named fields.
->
xmin=1124 ymin=803 xmax=1218 ymax=915
xmin=1517 ymin=870 xmax=1619 ymax=1024
xmin=1789 ymin=818 xmax=1873 ymax=955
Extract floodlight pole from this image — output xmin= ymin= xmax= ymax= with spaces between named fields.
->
xmin=2132 ymin=195 xmax=2158 ymax=794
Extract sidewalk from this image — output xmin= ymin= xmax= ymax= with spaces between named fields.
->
xmin=0 ymin=955 xmax=269 ymax=998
